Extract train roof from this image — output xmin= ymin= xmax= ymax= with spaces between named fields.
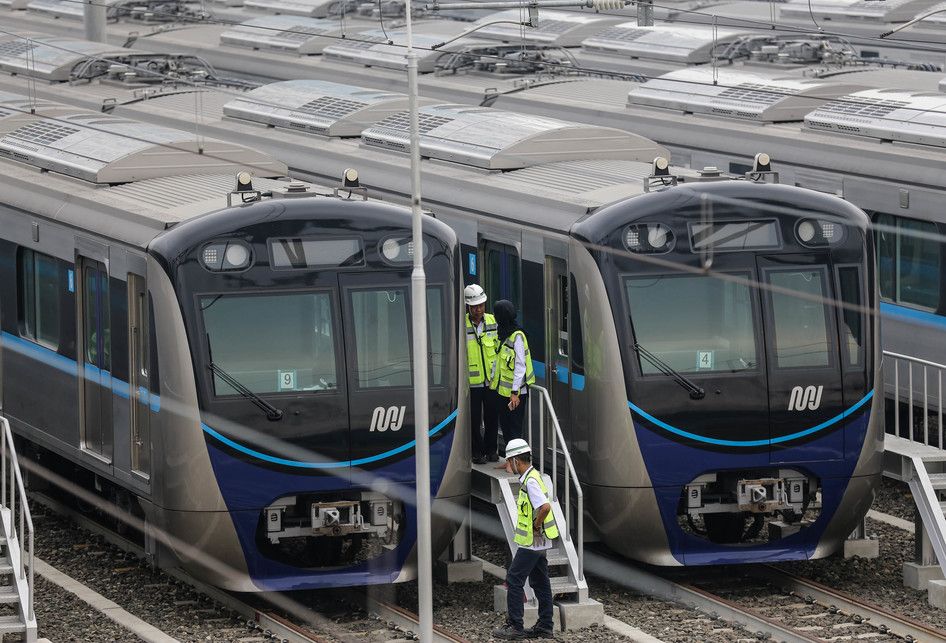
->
xmin=0 ymin=32 xmax=130 ymax=81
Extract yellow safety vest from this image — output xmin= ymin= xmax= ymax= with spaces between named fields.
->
xmin=514 ymin=468 xmax=559 ymax=547
xmin=466 ymin=313 xmax=498 ymax=387
xmin=491 ymin=330 xmax=535 ymax=397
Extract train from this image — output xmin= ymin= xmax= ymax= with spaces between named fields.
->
xmin=8 ymin=8 xmax=941 ymax=419
xmin=0 ymin=96 xmax=469 ymax=590
xmin=0 ymin=26 xmax=885 ymax=563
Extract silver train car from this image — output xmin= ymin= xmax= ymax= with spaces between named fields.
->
xmin=0 ymin=99 xmax=469 ymax=590
xmin=10 ymin=14 xmax=942 ymax=421
xmin=0 ymin=42 xmax=885 ymax=562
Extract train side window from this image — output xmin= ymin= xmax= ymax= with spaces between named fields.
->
xmin=557 ymin=275 xmax=568 ymax=357
xmin=18 ymin=248 xmax=61 ymax=350
xmin=836 ymin=266 xmax=864 ymax=368
xmin=482 ymin=241 xmax=521 ymax=312
xmin=875 ymin=212 xmax=940 ymax=311
xmin=350 ymin=288 xmax=412 ymax=388
xmin=767 ymin=269 xmax=831 ymax=369
xmin=427 ymin=287 xmax=445 ymax=387
xmin=128 ymin=274 xmax=151 ymax=478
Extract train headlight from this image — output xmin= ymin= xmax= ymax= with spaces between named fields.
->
xmin=797 ymin=220 xmax=816 ymax=244
xmin=624 ymin=223 xmax=674 ymax=254
xmin=379 ymin=236 xmax=429 ymax=264
xmin=796 ymin=219 xmax=844 ymax=247
xmin=201 ymin=241 xmax=253 ymax=272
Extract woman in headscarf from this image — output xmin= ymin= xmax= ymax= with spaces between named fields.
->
xmin=490 ymin=300 xmax=535 ymax=444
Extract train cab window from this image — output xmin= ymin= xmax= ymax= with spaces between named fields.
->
xmin=875 ymin=213 xmax=940 ymax=311
xmin=766 ymin=269 xmax=831 ymax=369
xmin=625 ymin=274 xmax=756 ymax=374
xmin=836 ymin=266 xmax=864 ymax=367
xmin=18 ymin=248 xmax=61 ymax=350
xmin=350 ymin=288 xmax=412 ymax=388
xmin=482 ymin=241 xmax=521 ymax=312
xmin=202 ymin=292 xmax=338 ymax=395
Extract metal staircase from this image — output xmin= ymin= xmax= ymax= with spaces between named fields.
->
xmin=0 ymin=417 xmax=36 ymax=642
xmin=472 ymin=385 xmax=599 ymax=626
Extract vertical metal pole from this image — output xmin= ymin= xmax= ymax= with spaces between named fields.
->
xmin=83 ymin=0 xmax=107 ymax=42
xmin=924 ymin=367 xmax=929 ymax=446
xmin=894 ymin=361 xmax=900 ymax=437
xmin=406 ymin=4 xmax=432 ymax=641
xmin=909 ymin=364 xmax=914 ymax=442
xmin=939 ymin=370 xmax=943 ymax=449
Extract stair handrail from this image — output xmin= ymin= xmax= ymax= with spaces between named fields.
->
xmin=883 ymin=350 xmax=946 ymax=448
xmin=906 ymin=454 xmax=946 ymax=580
xmin=0 ymin=416 xmax=34 ymax=626
xmin=526 ymin=384 xmax=584 ymax=581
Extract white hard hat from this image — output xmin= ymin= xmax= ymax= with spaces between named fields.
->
xmin=464 ymin=284 xmax=487 ymax=306
xmin=505 ymin=438 xmax=531 ymax=459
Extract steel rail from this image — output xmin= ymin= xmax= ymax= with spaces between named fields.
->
xmin=757 ymin=565 xmax=946 ymax=643
xmin=30 ymin=491 xmax=467 ymax=643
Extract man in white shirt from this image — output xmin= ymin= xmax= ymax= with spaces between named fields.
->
xmin=492 ymin=439 xmax=556 ymax=640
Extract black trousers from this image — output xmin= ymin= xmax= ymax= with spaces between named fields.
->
xmin=506 ymin=547 xmax=553 ymax=631
xmin=499 ymin=392 xmax=527 ymax=442
xmin=470 ymin=387 xmax=500 ymax=457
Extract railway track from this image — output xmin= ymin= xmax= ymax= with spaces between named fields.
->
xmin=30 ymin=491 xmax=468 ymax=643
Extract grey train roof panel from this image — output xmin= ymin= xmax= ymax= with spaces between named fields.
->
xmin=918 ymin=0 xmax=946 ymax=23
xmin=0 ymin=33 xmax=130 ymax=81
xmin=779 ymin=0 xmax=942 ymax=22
xmin=27 ymin=0 xmax=121 ymax=19
xmin=0 ymin=111 xmax=287 ymax=183
xmin=0 ymin=91 xmax=74 ymax=131
xmin=471 ymin=10 xmax=626 ymax=47
xmin=360 ymin=103 xmax=664 ymax=170
xmin=219 ymin=16 xmax=347 ymax=55
xmin=242 ymin=0 xmax=353 ymax=17
xmin=580 ymin=24 xmax=750 ymax=63
xmin=0 ymin=0 xmax=30 ymax=8
xmin=628 ymin=69 xmax=865 ymax=122
xmin=223 ymin=80 xmax=432 ymax=136
xmin=804 ymin=89 xmax=946 ymax=147
xmin=322 ymin=29 xmax=481 ymax=73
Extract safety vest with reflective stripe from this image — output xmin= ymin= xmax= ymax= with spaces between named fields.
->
xmin=514 ymin=467 xmax=559 ymax=547
xmin=490 ymin=330 xmax=535 ymax=397
xmin=466 ymin=313 xmax=498 ymax=387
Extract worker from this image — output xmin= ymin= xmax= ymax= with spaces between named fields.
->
xmin=490 ymin=300 xmax=534 ymax=444
xmin=464 ymin=284 xmax=500 ymax=464
xmin=492 ymin=438 xmax=557 ymax=640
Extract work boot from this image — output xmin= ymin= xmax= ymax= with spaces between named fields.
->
xmin=525 ymin=625 xmax=555 ymax=639
xmin=492 ymin=622 xmax=527 ymax=639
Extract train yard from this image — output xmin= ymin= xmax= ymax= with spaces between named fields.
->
xmin=3 ymin=0 xmax=946 ymax=640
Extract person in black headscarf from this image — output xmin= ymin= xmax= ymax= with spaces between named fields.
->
xmin=489 ymin=300 xmax=535 ymax=446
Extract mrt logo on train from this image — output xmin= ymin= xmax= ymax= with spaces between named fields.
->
xmin=788 ymin=385 xmax=824 ymax=411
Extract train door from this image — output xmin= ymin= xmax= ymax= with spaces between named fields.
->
xmin=758 ymin=256 xmax=844 ymax=462
xmin=340 ymin=273 xmax=415 ymax=480
xmin=481 ymin=240 xmax=521 ymax=312
xmin=77 ymin=248 xmax=113 ymax=462
xmin=545 ymin=257 xmax=570 ymax=427
xmin=127 ymin=272 xmax=151 ymax=480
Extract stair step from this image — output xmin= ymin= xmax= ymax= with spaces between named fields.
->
xmin=0 ymin=563 xmax=14 ymax=576
xmin=929 ymin=473 xmax=946 ymax=490
xmin=0 ymin=586 xmax=18 ymax=605
xmin=550 ymin=576 xmax=578 ymax=595
xmin=547 ymin=551 xmax=569 ymax=566
xmin=0 ymin=614 xmax=25 ymax=634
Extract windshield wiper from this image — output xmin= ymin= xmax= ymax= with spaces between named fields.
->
xmin=208 ymin=361 xmax=284 ymax=421
xmin=633 ymin=343 xmax=705 ymax=400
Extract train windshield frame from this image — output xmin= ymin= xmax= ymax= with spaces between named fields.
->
xmin=200 ymin=289 xmax=342 ymax=396
xmin=624 ymin=271 xmax=760 ymax=376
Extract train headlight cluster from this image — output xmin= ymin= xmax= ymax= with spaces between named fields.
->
xmin=795 ymin=218 xmax=844 ymax=247
xmin=379 ymin=236 xmax=430 ymax=264
xmin=624 ymin=223 xmax=675 ymax=254
xmin=201 ymin=240 xmax=253 ymax=271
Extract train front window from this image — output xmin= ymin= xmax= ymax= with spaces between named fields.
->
xmin=765 ymin=269 xmax=831 ymax=369
xmin=625 ymin=274 xmax=756 ymax=374
xmin=202 ymin=292 xmax=338 ymax=395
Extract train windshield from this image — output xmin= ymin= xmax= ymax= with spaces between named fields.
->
xmin=201 ymin=291 xmax=339 ymax=395
xmin=625 ymin=274 xmax=757 ymax=374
